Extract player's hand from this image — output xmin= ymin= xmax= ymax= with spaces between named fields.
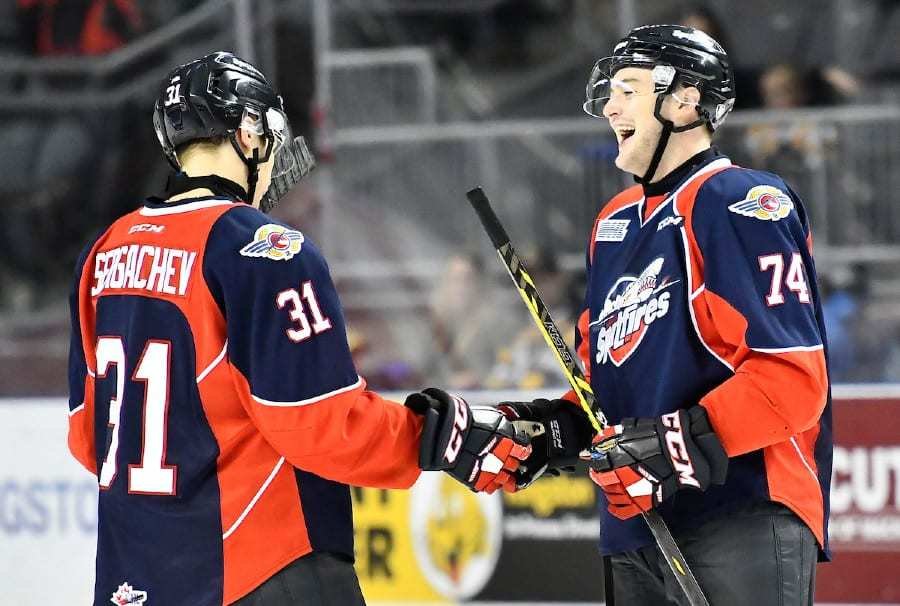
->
xmin=405 ymin=388 xmax=533 ymax=493
xmin=495 ymin=399 xmax=595 ymax=489
xmin=583 ymin=406 xmax=728 ymax=519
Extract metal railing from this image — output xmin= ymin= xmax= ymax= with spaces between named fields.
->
xmin=0 ymin=0 xmax=275 ymax=110
xmin=322 ymin=105 xmax=900 ymax=277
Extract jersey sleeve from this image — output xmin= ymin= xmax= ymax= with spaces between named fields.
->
xmin=204 ymin=207 xmax=422 ymax=488
xmin=67 ymin=239 xmax=99 ymax=474
xmin=688 ymin=170 xmax=828 ymax=456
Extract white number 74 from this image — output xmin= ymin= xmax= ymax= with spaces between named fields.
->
xmin=758 ymin=252 xmax=811 ymax=306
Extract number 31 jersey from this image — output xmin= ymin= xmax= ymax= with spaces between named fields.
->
xmin=67 ymin=196 xmax=423 ymax=605
xmin=568 ymin=153 xmax=833 ymax=558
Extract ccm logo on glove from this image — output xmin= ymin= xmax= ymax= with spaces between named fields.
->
xmin=444 ymin=395 xmax=470 ymax=464
xmin=660 ymin=411 xmax=700 ymax=488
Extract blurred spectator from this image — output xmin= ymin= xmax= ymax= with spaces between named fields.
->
xmin=675 ymin=3 xmax=763 ymax=109
xmin=820 ymin=264 xmax=868 ymax=382
xmin=421 ymin=252 xmax=518 ymax=390
xmin=485 ymin=248 xmax=578 ymax=389
xmin=16 ymin=0 xmax=144 ymax=56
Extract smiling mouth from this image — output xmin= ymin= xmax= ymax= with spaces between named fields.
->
xmin=617 ymin=128 xmax=636 ymax=146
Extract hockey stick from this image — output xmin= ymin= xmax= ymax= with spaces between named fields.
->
xmin=466 ymin=187 xmax=710 ymax=606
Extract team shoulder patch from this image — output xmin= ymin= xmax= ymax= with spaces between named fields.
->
xmin=239 ymin=224 xmax=304 ymax=261
xmin=728 ymin=185 xmax=794 ymax=221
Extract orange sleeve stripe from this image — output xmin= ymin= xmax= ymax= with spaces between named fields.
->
xmin=232 ymin=370 xmax=423 ymax=489
xmin=695 ymin=288 xmax=827 ymax=455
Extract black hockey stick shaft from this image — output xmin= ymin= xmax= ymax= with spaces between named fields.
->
xmin=466 ymin=186 xmax=710 ymax=606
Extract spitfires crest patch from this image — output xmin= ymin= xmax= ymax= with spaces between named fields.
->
xmin=728 ymin=186 xmax=793 ymax=221
xmin=240 ymin=224 xmax=304 ymax=261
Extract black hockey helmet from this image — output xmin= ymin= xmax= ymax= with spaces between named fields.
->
xmin=153 ymin=51 xmax=314 ymax=212
xmin=584 ymin=24 xmax=735 ymax=131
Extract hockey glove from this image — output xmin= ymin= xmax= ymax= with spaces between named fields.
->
xmin=496 ymin=399 xmax=595 ymax=489
xmin=585 ymin=406 xmax=728 ymax=520
xmin=406 ymin=388 xmax=533 ymax=494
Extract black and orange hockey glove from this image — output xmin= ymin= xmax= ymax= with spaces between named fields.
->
xmin=585 ymin=406 xmax=728 ymax=519
xmin=405 ymin=388 xmax=532 ymax=493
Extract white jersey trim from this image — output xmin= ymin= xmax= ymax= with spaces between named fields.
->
xmin=69 ymin=402 xmax=85 ymax=416
xmin=751 ymin=344 xmax=824 ymax=354
xmin=789 ymin=436 xmax=820 ymax=484
xmin=252 ymin=376 xmax=364 ymax=407
xmin=196 ymin=341 xmax=228 ymax=384
xmin=679 ymin=226 xmax=734 ymax=372
xmin=139 ymin=199 xmax=234 ymax=216
xmin=222 ymin=456 xmax=285 ymax=540
xmin=671 ymin=157 xmax=734 ymax=217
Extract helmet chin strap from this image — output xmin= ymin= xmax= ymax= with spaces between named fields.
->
xmin=229 ymin=133 xmax=263 ymax=205
xmin=638 ymin=92 xmax=708 ymax=184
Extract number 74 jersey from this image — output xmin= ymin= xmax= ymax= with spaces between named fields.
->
xmin=573 ymin=156 xmax=833 ymax=559
xmin=67 ymin=196 xmax=423 ymax=605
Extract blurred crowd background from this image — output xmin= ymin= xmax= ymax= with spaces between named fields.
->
xmin=2 ymin=0 xmax=900 ymax=396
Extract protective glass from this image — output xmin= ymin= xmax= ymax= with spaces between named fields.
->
xmin=583 ymin=58 xmax=676 ymax=118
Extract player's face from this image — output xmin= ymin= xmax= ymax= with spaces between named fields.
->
xmin=601 ymin=67 xmax=663 ymax=177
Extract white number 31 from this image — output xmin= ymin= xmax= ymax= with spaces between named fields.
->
xmin=758 ymin=252 xmax=811 ymax=306
xmin=276 ymin=281 xmax=333 ymax=342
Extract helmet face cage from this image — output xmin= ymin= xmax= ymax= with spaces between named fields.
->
xmin=583 ymin=25 xmax=736 ymax=131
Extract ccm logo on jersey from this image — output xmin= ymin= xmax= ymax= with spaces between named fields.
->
xmin=444 ymin=395 xmax=470 ymax=465
xmin=728 ymin=185 xmax=794 ymax=221
xmin=128 ymin=223 xmax=165 ymax=234
xmin=240 ymin=224 xmax=304 ymax=261
xmin=593 ymin=257 xmax=678 ymax=366
xmin=660 ymin=411 xmax=700 ymax=488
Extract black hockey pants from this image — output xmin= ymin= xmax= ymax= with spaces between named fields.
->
xmin=609 ymin=501 xmax=818 ymax=606
xmin=232 ymin=551 xmax=366 ymax=606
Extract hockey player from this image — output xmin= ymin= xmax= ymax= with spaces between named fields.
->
xmin=66 ymin=52 xmax=531 ymax=606
xmin=482 ymin=26 xmax=832 ymax=605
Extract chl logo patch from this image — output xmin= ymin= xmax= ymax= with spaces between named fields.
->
xmin=592 ymin=257 xmax=678 ymax=367
xmin=595 ymin=219 xmax=630 ymax=242
xmin=110 ymin=582 xmax=147 ymax=605
xmin=728 ymin=185 xmax=793 ymax=221
xmin=240 ymin=224 xmax=304 ymax=261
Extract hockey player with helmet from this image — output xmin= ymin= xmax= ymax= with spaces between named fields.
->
xmin=477 ymin=25 xmax=832 ymax=605
xmin=67 ymin=52 xmax=531 ymax=605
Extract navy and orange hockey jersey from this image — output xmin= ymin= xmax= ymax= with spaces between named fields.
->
xmin=67 ymin=194 xmax=424 ymax=605
xmin=566 ymin=149 xmax=832 ymax=557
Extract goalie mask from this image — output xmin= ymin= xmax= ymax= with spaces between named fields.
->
xmin=153 ymin=51 xmax=315 ymax=211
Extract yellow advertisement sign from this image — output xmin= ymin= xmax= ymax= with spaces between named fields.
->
xmin=353 ymin=472 xmax=503 ymax=602
xmin=352 ymin=471 xmax=597 ymax=601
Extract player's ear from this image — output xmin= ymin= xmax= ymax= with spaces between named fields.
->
xmin=236 ymin=126 xmax=256 ymax=157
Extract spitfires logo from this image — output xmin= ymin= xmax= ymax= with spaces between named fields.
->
xmin=239 ymin=224 xmax=304 ymax=261
xmin=593 ymin=257 xmax=678 ymax=367
xmin=728 ymin=185 xmax=794 ymax=221
xmin=110 ymin=582 xmax=147 ymax=605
